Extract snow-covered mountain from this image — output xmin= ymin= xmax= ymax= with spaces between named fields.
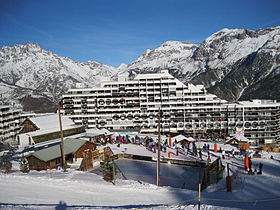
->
xmin=124 ymin=26 xmax=280 ymax=101
xmin=1 ymin=26 xmax=280 ymax=112
xmin=0 ymin=43 xmax=117 ymax=112
xmin=122 ymin=41 xmax=199 ymax=81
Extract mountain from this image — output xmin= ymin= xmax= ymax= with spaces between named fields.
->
xmin=124 ymin=26 xmax=280 ymax=101
xmin=1 ymin=26 xmax=279 ymax=112
xmin=0 ymin=43 xmax=117 ymax=112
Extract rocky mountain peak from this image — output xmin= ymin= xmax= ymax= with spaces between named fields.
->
xmin=204 ymin=28 xmax=246 ymax=44
xmin=160 ymin=40 xmax=197 ymax=48
xmin=123 ymin=26 xmax=280 ymax=102
xmin=1 ymin=42 xmax=42 ymax=55
xmin=0 ymin=43 xmax=118 ymax=112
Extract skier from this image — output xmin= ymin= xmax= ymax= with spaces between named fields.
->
xmin=207 ymin=153 xmax=211 ymax=163
xmin=258 ymin=162 xmax=263 ymax=174
xmin=203 ymin=144 xmax=207 ymax=151
xmin=199 ymin=150 xmax=203 ymax=160
xmin=222 ymin=150 xmax=225 ymax=159
xmin=192 ymin=142 xmax=196 ymax=155
xmin=195 ymin=144 xmax=198 ymax=156
xmin=248 ymin=157 xmax=253 ymax=175
xmin=231 ymin=149 xmax=235 ymax=158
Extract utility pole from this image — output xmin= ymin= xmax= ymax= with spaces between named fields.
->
xmin=157 ymin=108 xmax=161 ymax=187
xmin=198 ymin=183 xmax=201 ymax=210
xmin=58 ymin=102 xmax=66 ymax=171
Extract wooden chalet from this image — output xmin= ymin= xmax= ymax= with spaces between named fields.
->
xmin=225 ymin=136 xmax=251 ymax=149
xmin=171 ymin=134 xmax=195 ymax=146
xmin=17 ymin=114 xmax=85 ymax=147
xmin=26 ymin=138 xmax=97 ymax=171
xmin=20 ymin=118 xmax=39 ymax=133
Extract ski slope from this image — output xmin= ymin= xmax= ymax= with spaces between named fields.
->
xmin=0 ymin=146 xmax=280 ymax=209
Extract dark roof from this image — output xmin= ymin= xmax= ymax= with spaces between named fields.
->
xmin=29 ymin=138 xmax=92 ymax=162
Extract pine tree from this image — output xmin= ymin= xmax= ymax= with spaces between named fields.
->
xmin=100 ymin=160 xmax=116 ymax=182
xmin=20 ymin=157 xmax=30 ymax=173
xmin=1 ymin=155 xmax=12 ymax=173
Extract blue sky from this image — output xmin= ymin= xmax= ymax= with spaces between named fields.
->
xmin=0 ymin=0 xmax=280 ymax=67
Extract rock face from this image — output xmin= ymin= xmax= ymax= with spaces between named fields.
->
xmin=0 ymin=43 xmax=117 ymax=112
xmin=0 ymin=26 xmax=280 ymax=112
xmin=125 ymin=26 xmax=280 ymax=102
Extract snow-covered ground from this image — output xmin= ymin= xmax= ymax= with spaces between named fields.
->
xmin=1 ymin=145 xmax=280 ymax=209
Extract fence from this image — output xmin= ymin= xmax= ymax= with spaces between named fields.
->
xmin=80 ymin=147 xmax=113 ymax=171
xmin=201 ymin=157 xmax=224 ymax=190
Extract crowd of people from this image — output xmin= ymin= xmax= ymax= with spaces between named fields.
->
xmin=93 ymin=133 xmax=265 ymax=174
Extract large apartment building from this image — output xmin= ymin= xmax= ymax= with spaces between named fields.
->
xmin=0 ymin=105 xmax=21 ymax=144
xmin=62 ymin=70 xmax=280 ymax=144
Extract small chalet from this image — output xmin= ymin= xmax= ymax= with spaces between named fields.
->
xmin=17 ymin=114 xmax=85 ymax=148
xmin=26 ymin=138 xmax=96 ymax=171
xmin=171 ymin=134 xmax=195 ymax=146
xmin=82 ymin=128 xmax=113 ymax=143
xmin=225 ymin=135 xmax=253 ymax=149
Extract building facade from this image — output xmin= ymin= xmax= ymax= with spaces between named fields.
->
xmin=0 ymin=105 xmax=21 ymax=144
xmin=62 ymin=70 xmax=280 ymax=144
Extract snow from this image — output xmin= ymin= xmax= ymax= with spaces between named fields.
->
xmin=16 ymin=114 xmax=83 ymax=148
xmin=228 ymin=135 xmax=253 ymax=143
xmin=86 ymin=128 xmax=113 ymax=136
xmin=205 ymin=27 xmax=280 ymax=71
xmin=1 ymin=142 xmax=280 ymax=209
xmin=2 ymin=27 xmax=280 ymax=107
xmin=205 ymin=28 xmax=245 ymax=44
xmin=0 ymin=170 xmax=197 ymax=209
xmin=0 ymin=43 xmax=118 ymax=105
xmin=172 ymin=135 xmax=195 ymax=143
xmin=28 ymin=113 xmax=75 ymax=131
xmin=128 ymin=41 xmax=198 ymax=78
xmin=98 ymin=143 xmax=203 ymax=162
xmin=117 ymin=63 xmax=128 ymax=71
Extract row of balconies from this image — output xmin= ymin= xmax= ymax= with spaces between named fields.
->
xmin=80 ymin=116 xmax=279 ymax=132
xmin=64 ymin=90 xmax=211 ymax=100
xmin=70 ymin=104 xmax=277 ymax=114
xmin=64 ymin=106 xmax=280 ymax=122
xmin=84 ymin=116 xmax=277 ymax=129
xmin=69 ymin=109 xmax=279 ymax=123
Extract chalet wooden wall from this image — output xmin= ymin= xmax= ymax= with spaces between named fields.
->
xmin=27 ymin=141 xmax=97 ymax=171
xmin=19 ymin=120 xmax=38 ymax=134
xmin=75 ymin=142 xmax=96 ymax=158
xmin=27 ymin=156 xmax=48 ymax=171
xmin=32 ymin=126 xmax=85 ymax=144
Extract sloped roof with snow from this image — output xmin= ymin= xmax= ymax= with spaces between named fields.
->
xmin=172 ymin=135 xmax=195 ymax=142
xmin=172 ymin=135 xmax=188 ymax=142
xmin=85 ymin=128 xmax=113 ymax=137
xmin=225 ymin=135 xmax=255 ymax=144
xmin=29 ymin=114 xmax=75 ymax=130
xmin=26 ymin=114 xmax=82 ymax=136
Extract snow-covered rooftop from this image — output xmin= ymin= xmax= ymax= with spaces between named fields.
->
xmin=29 ymin=113 xmax=76 ymax=130
xmin=21 ymin=114 xmax=83 ymax=137
xmin=134 ymin=70 xmax=174 ymax=80
xmin=85 ymin=128 xmax=113 ymax=136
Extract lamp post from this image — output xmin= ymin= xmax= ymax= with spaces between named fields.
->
xmin=58 ymin=101 xmax=66 ymax=171
xmin=157 ymin=108 xmax=162 ymax=187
